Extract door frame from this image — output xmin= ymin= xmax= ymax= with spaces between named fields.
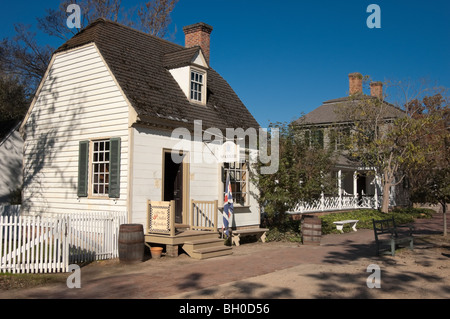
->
xmin=162 ymin=149 xmax=190 ymax=225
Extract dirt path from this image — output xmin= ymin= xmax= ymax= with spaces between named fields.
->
xmin=0 ymin=214 xmax=448 ymax=300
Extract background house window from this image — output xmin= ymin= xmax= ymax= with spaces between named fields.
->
xmin=305 ymin=129 xmax=324 ymax=149
xmin=223 ymin=162 xmax=248 ymax=205
xmin=92 ymin=140 xmax=110 ymax=195
xmin=190 ymin=70 xmax=204 ymax=102
xmin=330 ymin=126 xmax=351 ymax=151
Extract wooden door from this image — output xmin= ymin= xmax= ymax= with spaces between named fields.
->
xmin=173 ymin=162 xmax=183 ymax=224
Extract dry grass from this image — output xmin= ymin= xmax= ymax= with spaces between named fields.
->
xmin=0 ymin=272 xmax=66 ymax=290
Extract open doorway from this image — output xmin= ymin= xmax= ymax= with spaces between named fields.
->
xmin=163 ymin=151 xmax=187 ymax=224
xmin=357 ymin=172 xmax=367 ymax=201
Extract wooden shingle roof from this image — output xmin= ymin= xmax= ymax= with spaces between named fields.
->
xmin=55 ymin=19 xmax=259 ymax=131
xmin=297 ymin=94 xmax=405 ymax=126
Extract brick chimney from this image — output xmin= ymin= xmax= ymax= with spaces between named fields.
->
xmin=348 ymin=72 xmax=363 ymax=95
xmin=183 ymin=22 xmax=213 ymax=64
xmin=370 ymin=81 xmax=383 ymax=99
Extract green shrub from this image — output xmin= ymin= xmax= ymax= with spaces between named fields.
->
xmin=265 ymin=215 xmax=302 ymax=242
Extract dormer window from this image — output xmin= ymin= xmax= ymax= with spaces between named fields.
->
xmin=190 ymin=70 xmax=204 ymax=102
xmin=189 ymin=68 xmax=206 ymax=104
xmin=164 ymin=48 xmax=208 ymax=105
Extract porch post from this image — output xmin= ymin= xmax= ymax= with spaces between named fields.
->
xmin=374 ymin=173 xmax=379 ymax=210
xmin=320 ymin=192 xmax=325 ymax=211
xmin=353 ymin=171 xmax=358 ymax=208
xmin=338 ymin=170 xmax=342 ymax=209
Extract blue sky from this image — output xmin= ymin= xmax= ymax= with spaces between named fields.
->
xmin=1 ymin=0 xmax=449 ymax=127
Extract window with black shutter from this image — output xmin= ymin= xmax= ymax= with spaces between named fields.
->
xmin=77 ymin=137 xmax=121 ymax=198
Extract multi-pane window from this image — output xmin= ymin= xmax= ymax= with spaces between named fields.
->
xmin=92 ymin=140 xmax=110 ymax=196
xmin=305 ymin=129 xmax=324 ymax=149
xmin=190 ymin=70 xmax=204 ymax=102
xmin=329 ymin=127 xmax=351 ymax=151
xmin=223 ymin=162 xmax=248 ymax=206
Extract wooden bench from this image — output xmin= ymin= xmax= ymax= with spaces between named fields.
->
xmin=372 ymin=217 xmax=414 ymax=256
xmin=231 ymin=228 xmax=269 ymax=246
xmin=333 ymin=219 xmax=359 ymax=233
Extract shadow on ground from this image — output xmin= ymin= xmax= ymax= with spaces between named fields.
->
xmin=175 ymin=272 xmax=294 ymax=299
xmin=307 ymin=235 xmax=450 ymax=298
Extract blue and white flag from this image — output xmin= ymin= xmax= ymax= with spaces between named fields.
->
xmin=223 ymin=173 xmax=233 ymax=237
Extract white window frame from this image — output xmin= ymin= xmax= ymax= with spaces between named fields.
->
xmin=90 ymin=139 xmax=110 ymax=197
xmin=222 ymin=161 xmax=249 ymax=207
xmin=189 ymin=67 xmax=206 ymax=104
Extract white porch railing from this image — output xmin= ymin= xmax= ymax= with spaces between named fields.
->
xmin=190 ymin=200 xmax=218 ymax=232
xmin=289 ymin=195 xmax=380 ymax=214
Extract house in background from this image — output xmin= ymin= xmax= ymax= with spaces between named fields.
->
xmin=0 ymin=122 xmax=23 ymax=205
xmin=290 ymin=72 xmax=408 ymax=214
xmin=20 ymin=19 xmax=261 ymax=258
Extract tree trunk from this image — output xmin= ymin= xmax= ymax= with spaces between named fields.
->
xmin=443 ymin=202 xmax=447 ymax=237
xmin=381 ymin=182 xmax=391 ymax=213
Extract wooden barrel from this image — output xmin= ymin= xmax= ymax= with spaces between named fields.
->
xmin=118 ymin=224 xmax=145 ymax=263
xmin=301 ymin=215 xmax=322 ymax=245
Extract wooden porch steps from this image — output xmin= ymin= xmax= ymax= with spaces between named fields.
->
xmin=182 ymin=237 xmax=232 ymax=260
xmin=146 ymin=230 xmax=232 ymax=260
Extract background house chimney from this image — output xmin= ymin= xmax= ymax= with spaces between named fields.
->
xmin=348 ymin=72 xmax=363 ymax=95
xmin=183 ymin=22 xmax=213 ymax=64
xmin=370 ymin=81 xmax=383 ymax=99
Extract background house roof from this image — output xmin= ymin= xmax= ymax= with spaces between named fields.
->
xmin=55 ymin=18 xmax=260 ymax=131
xmin=297 ymin=94 xmax=405 ymax=126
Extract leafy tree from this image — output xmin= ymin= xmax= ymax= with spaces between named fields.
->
xmin=406 ymin=92 xmax=449 ymax=236
xmin=0 ymin=71 xmax=29 ymax=138
xmin=252 ymin=121 xmax=336 ymax=224
xmin=1 ymin=25 xmax=53 ymax=96
xmin=1 ymin=0 xmax=178 ymax=100
xmin=37 ymin=0 xmax=178 ymax=40
xmin=337 ymin=77 xmax=447 ymax=213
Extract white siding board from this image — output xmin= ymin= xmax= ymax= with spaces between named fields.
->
xmin=28 ymin=117 xmax=129 ymax=134
xmin=32 ymin=89 xmax=126 ymax=112
xmin=50 ymin=54 xmax=104 ymax=73
xmin=40 ymin=80 xmax=119 ymax=99
xmin=40 ymin=74 xmax=115 ymax=94
xmin=51 ymin=44 xmax=99 ymax=64
xmin=23 ymin=44 xmax=129 ymax=216
xmin=43 ymin=62 xmax=107 ymax=83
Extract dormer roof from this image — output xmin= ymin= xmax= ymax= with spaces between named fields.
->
xmin=163 ymin=47 xmax=208 ymax=69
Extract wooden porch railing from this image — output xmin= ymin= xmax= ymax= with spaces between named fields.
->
xmin=190 ymin=200 xmax=218 ymax=232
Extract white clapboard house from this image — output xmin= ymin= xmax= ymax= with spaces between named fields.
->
xmin=19 ymin=19 xmax=262 ymax=259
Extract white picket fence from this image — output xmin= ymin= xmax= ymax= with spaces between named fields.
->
xmin=0 ymin=211 xmax=127 ymax=274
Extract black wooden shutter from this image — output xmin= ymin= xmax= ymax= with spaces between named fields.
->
xmin=109 ymin=137 xmax=121 ymax=198
xmin=77 ymin=140 xmax=89 ymax=197
xmin=312 ymin=129 xmax=324 ymax=149
xmin=317 ymin=129 xmax=324 ymax=149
